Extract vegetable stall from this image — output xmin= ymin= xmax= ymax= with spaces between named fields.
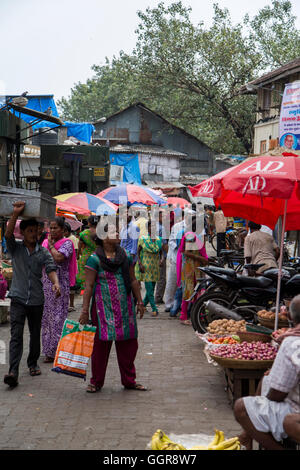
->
xmin=196 ymin=318 xmax=286 ymax=408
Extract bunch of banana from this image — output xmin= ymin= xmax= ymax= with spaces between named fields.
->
xmin=190 ymin=429 xmax=240 ymax=451
xmin=151 ymin=430 xmax=186 ymax=450
xmin=151 ymin=429 xmax=240 ymax=451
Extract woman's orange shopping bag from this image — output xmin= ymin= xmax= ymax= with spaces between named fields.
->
xmin=52 ymin=319 xmax=96 ymax=380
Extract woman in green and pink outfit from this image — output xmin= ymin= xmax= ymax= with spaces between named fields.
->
xmin=79 ymin=223 xmax=147 ymax=393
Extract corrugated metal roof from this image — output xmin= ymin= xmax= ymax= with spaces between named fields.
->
xmin=180 ymin=174 xmax=209 ymax=185
xmin=239 ymin=57 xmax=300 ymax=94
xmin=144 ymin=180 xmax=185 ymax=189
xmin=110 ymin=143 xmax=187 ymax=158
xmin=94 ymin=102 xmax=212 ymax=151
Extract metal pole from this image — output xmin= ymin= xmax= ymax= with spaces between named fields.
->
xmin=15 ymin=125 xmax=20 ymax=188
xmin=274 ymin=199 xmax=288 ymax=331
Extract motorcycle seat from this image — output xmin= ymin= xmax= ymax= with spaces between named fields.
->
xmin=237 ymin=275 xmax=273 ymax=288
xmin=219 ymin=250 xmax=236 ymax=256
xmin=199 ymin=266 xmax=236 ymax=277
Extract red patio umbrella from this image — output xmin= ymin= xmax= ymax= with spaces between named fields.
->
xmin=190 ymin=155 xmax=300 ymax=330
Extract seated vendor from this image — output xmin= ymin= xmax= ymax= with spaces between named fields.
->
xmin=283 ymin=413 xmax=300 ymax=444
xmin=234 ymin=294 xmax=300 ymax=450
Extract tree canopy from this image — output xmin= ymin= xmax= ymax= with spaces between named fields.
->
xmin=57 ymin=0 xmax=300 ymax=154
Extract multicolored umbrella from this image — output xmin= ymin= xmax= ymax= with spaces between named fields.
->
xmin=54 ymin=192 xmax=117 ymax=215
xmin=97 ymin=184 xmax=167 ymax=206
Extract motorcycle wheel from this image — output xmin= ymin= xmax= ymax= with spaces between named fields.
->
xmin=190 ymin=291 xmax=233 ymax=334
xmin=210 ymin=234 xmax=217 ymax=252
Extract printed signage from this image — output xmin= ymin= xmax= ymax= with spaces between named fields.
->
xmin=43 ymin=169 xmax=54 ymax=180
xmin=94 ymin=167 xmax=105 ymax=177
xmin=279 ymin=80 xmax=300 ymax=150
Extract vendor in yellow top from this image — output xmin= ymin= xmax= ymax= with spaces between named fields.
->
xmin=135 ymin=210 xmax=149 ymax=238
xmin=135 ymin=220 xmax=167 ymax=317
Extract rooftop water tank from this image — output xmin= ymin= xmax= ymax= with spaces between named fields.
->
xmin=32 ymin=127 xmax=58 ymax=146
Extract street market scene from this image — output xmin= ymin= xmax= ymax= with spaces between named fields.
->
xmin=1 ymin=0 xmax=300 ymax=456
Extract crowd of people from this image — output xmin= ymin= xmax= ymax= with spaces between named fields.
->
xmin=1 ymin=199 xmax=300 ymax=449
xmin=2 ymin=201 xmax=209 ymax=392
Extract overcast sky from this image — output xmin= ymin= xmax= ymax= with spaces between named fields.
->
xmin=1 ymin=0 xmax=300 ymax=102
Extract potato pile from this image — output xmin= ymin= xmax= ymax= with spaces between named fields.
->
xmin=207 ymin=319 xmax=246 ymax=335
xmin=258 ymin=310 xmax=288 ymax=322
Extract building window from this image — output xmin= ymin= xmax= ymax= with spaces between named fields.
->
xmin=260 ymin=140 xmax=267 ymax=153
xmin=262 ymin=89 xmax=271 ymax=110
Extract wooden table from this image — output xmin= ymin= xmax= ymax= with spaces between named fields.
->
xmin=224 ymin=367 xmax=267 ymax=407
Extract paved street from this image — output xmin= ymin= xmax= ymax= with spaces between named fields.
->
xmin=0 ymin=293 xmax=241 ymax=451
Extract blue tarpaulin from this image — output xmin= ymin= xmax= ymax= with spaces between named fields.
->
xmin=4 ymin=95 xmax=94 ymax=143
xmin=110 ymin=153 xmax=141 ymax=185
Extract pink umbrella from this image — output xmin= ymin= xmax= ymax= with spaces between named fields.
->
xmin=166 ymin=197 xmax=191 ymax=209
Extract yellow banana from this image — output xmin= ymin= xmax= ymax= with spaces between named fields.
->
xmin=210 ymin=437 xmax=239 ymax=450
xmin=207 ymin=429 xmax=221 ymax=448
xmin=224 ymin=441 xmax=240 ymax=451
xmin=161 ymin=443 xmax=172 ymax=450
xmin=160 ymin=442 xmax=187 ymax=450
xmin=151 ymin=430 xmax=186 ymax=450
xmin=190 ymin=445 xmax=208 ymax=450
xmin=173 ymin=443 xmax=187 ymax=450
xmin=151 ymin=437 xmax=161 ymax=450
xmin=151 ymin=430 xmax=164 ymax=450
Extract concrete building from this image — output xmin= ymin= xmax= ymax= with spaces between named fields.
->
xmin=239 ymin=57 xmax=300 ymax=155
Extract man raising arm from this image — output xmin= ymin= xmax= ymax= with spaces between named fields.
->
xmin=4 ymin=201 xmax=60 ymax=388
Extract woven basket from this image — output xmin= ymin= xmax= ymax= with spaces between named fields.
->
xmin=237 ymin=331 xmax=271 ymax=344
xmin=209 ymin=353 xmax=274 ymax=370
xmin=257 ymin=315 xmax=289 ymax=329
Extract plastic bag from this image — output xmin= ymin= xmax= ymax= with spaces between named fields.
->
xmin=52 ymin=319 xmax=96 ymax=380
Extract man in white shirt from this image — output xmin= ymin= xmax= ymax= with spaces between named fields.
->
xmin=213 ymin=206 xmax=227 ymax=256
xmin=234 ymin=295 xmax=300 ymax=450
xmin=244 ymin=221 xmax=279 ymax=274
xmin=163 ymin=219 xmax=186 ymax=312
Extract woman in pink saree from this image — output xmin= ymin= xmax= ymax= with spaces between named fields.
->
xmin=42 ymin=217 xmax=77 ymax=362
xmin=176 ymin=230 xmax=208 ymax=325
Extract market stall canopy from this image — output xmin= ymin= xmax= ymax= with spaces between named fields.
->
xmin=7 ymin=102 xmax=64 ymax=126
xmin=97 ymin=184 xmax=167 ymax=206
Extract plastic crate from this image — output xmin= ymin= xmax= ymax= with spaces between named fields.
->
xmin=0 ymin=185 xmax=56 ymax=219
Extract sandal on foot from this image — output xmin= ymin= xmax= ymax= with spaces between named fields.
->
xmin=29 ymin=366 xmax=41 ymax=376
xmin=125 ymin=383 xmax=148 ymax=391
xmin=68 ymin=306 xmax=76 ymax=312
xmin=43 ymin=356 xmax=54 ymax=363
xmin=86 ymin=384 xmax=101 ymax=393
xmin=180 ymin=319 xmax=192 ymax=325
xmin=151 ymin=311 xmax=159 ymax=317
xmin=4 ymin=373 xmax=18 ymax=388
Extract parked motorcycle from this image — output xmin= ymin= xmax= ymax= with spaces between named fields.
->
xmin=190 ymin=263 xmax=300 ymax=333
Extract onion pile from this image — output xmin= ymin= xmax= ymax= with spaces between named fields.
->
xmin=211 ymin=341 xmax=277 ymax=361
